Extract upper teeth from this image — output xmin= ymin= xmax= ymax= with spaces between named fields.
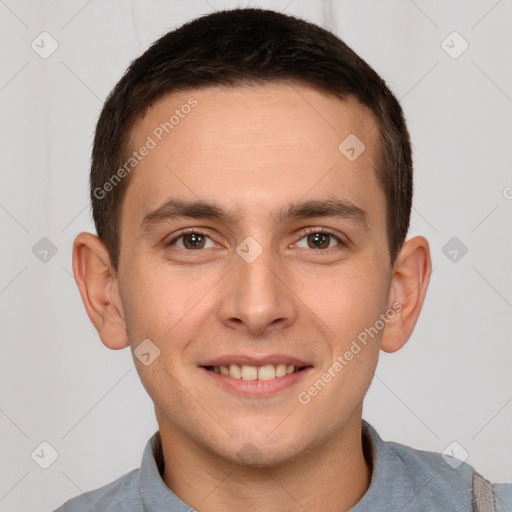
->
xmin=213 ymin=363 xmax=297 ymax=380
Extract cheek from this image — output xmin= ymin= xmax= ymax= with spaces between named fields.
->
xmin=312 ymin=264 xmax=389 ymax=405
xmin=294 ymin=330 xmax=380 ymax=433
xmin=120 ymin=259 xmax=218 ymax=348
xmin=118 ymin=264 xmax=206 ymax=405
xmin=301 ymin=262 xmax=389 ymax=343
xmin=297 ymin=269 xmax=385 ymax=407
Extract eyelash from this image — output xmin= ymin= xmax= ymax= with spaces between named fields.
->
xmin=167 ymin=227 xmax=347 ymax=251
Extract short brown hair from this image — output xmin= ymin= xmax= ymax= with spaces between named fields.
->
xmin=90 ymin=8 xmax=413 ymax=270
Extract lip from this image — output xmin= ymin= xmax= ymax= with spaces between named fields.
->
xmin=199 ymin=365 xmax=314 ymax=398
xmin=199 ymin=353 xmax=312 ymax=367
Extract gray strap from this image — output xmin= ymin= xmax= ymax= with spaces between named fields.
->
xmin=473 ymin=472 xmax=496 ymax=512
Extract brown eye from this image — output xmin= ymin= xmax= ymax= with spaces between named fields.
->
xmin=306 ymin=232 xmax=331 ymax=249
xmin=181 ymin=233 xmax=206 ymax=249
xmin=168 ymin=231 xmax=216 ymax=250
xmin=295 ymin=229 xmax=344 ymax=250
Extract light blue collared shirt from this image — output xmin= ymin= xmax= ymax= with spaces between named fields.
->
xmin=54 ymin=420 xmax=512 ymax=511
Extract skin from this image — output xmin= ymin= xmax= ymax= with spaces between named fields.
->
xmin=73 ymin=83 xmax=431 ymax=512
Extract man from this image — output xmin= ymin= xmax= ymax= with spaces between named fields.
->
xmin=55 ymin=7 xmax=511 ymax=512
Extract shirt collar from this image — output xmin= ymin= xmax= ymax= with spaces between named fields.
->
xmin=351 ymin=420 xmax=420 ymax=511
xmin=138 ymin=430 xmax=191 ymax=511
xmin=138 ymin=420 xmax=420 ymax=511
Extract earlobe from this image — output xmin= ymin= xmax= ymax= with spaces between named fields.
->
xmin=72 ymin=232 xmax=130 ymax=350
xmin=380 ymin=236 xmax=432 ymax=354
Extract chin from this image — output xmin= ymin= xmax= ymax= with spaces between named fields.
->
xmin=217 ymin=420 xmax=311 ymax=467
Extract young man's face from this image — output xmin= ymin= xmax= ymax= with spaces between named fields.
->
xmin=79 ymin=83 xmax=429 ymax=466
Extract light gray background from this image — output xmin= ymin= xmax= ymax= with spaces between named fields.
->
xmin=0 ymin=0 xmax=511 ymax=510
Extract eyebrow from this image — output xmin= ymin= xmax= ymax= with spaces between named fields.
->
xmin=139 ymin=197 xmax=369 ymax=233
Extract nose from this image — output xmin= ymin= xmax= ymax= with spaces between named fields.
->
xmin=217 ymin=240 xmax=298 ymax=337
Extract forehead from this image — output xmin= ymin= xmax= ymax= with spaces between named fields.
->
xmin=122 ymin=83 xmax=384 ymax=230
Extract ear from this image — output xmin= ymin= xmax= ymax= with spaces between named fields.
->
xmin=380 ymin=236 xmax=432 ymax=353
xmin=72 ymin=232 xmax=129 ymax=350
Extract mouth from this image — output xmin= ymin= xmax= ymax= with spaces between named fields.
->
xmin=199 ymin=356 xmax=314 ymax=397
xmin=202 ymin=363 xmax=309 ymax=381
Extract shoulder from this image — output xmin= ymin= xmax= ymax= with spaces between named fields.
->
xmin=493 ymin=482 xmax=512 ymax=511
xmin=53 ymin=431 xmax=163 ymax=511
xmin=386 ymin=437 xmax=512 ymax=510
xmin=53 ymin=468 xmax=142 ymax=511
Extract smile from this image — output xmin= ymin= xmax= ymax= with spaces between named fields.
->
xmin=204 ymin=363 xmax=306 ymax=381
xmin=200 ymin=356 xmax=314 ymax=397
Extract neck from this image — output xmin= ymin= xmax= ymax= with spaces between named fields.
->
xmin=159 ymin=410 xmax=373 ymax=512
